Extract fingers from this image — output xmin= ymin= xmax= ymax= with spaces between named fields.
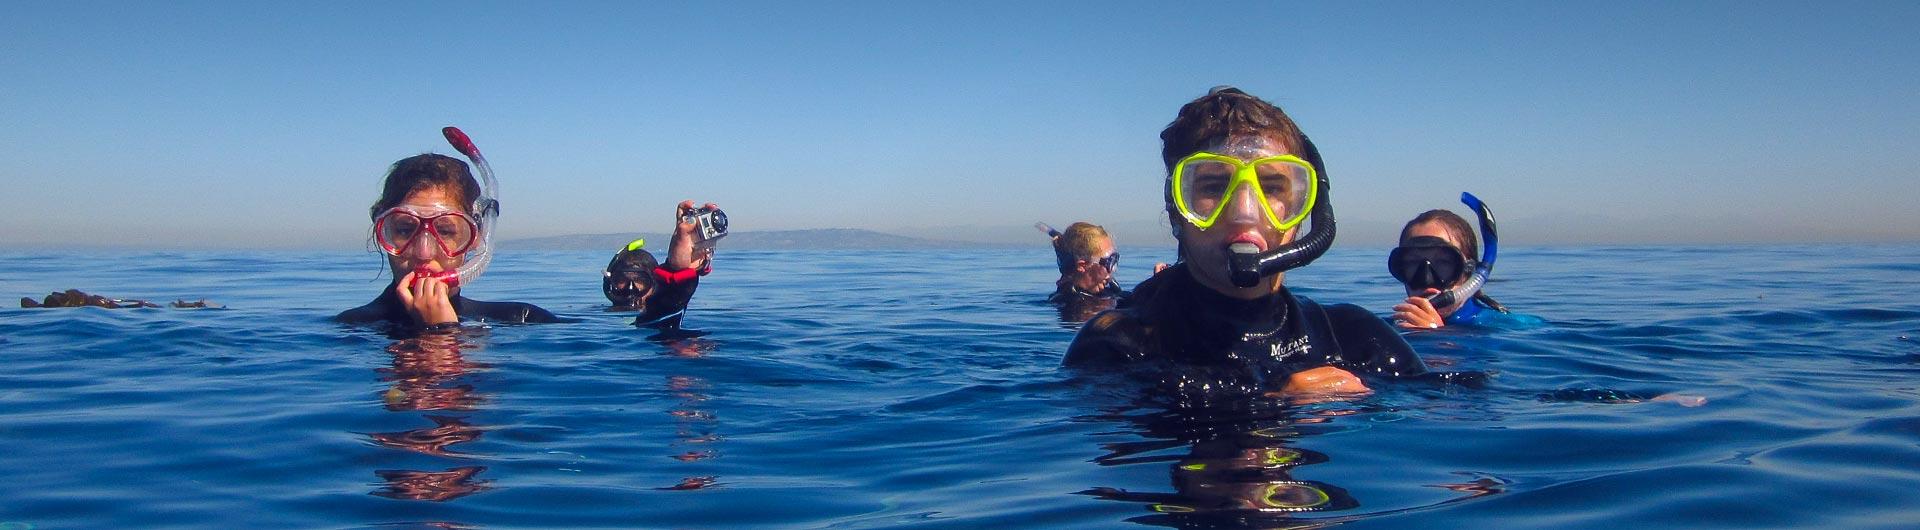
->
xmin=396 ymin=271 xmax=418 ymax=304
xmin=1407 ymin=295 xmax=1437 ymax=313
xmin=1394 ymin=299 xmax=1441 ymax=329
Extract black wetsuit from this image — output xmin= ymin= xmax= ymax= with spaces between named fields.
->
xmin=631 ymin=268 xmax=702 ymax=330
xmin=336 ymin=285 xmax=561 ymax=326
xmin=1049 ymin=280 xmax=1126 ymax=324
xmin=1065 ymin=264 xmax=1483 ymax=402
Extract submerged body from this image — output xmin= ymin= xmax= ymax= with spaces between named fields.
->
xmin=1067 ymin=263 xmax=1484 ymax=404
xmin=1049 ymin=280 xmax=1125 ymax=325
xmin=336 ymin=288 xmax=559 ymax=325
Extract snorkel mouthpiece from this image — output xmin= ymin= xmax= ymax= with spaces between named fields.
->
xmin=1425 ymin=192 xmax=1498 ymax=308
xmin=412 ymin=266 xmax=459 ymax=288
xmin=1226 ymin=136 xmax=1337 ymax=287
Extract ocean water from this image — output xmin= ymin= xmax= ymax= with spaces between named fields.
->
xmin=2 ymin=244 xmax=1917 ymax=529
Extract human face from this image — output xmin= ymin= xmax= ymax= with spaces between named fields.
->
xmin=1071 ymin=239 xmax=1117 ymax=292
xmin=1175 ymin=134 xmax=1300 ymax=299
xmin=1401 ymin=220 xmax=1469 ymax=312
xmin=382 ymin=186 xmax=469 ymax=286
xmin=604 ymin=267 xmax=653 ymax=309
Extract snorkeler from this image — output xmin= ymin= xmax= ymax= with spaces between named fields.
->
xmin=604 ymin=200 xmax=722 ymax=330
xmin=1063 ymin=87 xmax=1482 ymax=401
xmin=336 ymin=127 xmax=559 ymax=327
xmin=1388 ymin=196 xmax=1527 ymax=329
xmin=1040 ymin=221 xmax=1124 ymax=323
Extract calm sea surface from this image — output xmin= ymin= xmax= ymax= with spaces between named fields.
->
xmin=2 ymin=245 xmax=1918 ymax=529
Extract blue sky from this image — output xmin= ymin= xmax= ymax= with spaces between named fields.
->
xmin=3 ymin=1 xmax=1916 ymax=249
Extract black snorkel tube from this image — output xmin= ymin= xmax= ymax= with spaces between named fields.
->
xmin=1228 ymin=135 xmax=1337 ymax=287
xmin=1425 ymin=192 xmax=1498 ymax=309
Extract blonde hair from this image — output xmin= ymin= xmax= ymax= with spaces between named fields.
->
xmin=1053 ymin=222 xmax=1111 ymax=273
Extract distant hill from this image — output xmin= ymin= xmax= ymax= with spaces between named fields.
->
xmin=502 ymin=228 xmax=1012 ymax=251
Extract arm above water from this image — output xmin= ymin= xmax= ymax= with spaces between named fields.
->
xmin=1324 ymin=303 xmax=1488 ymax=387
xmin=461 ymin=299 xmax=563 ymax=324
xmin=634 ymin=268 xmax=699 ymax=329
xmin=636 ymin=199 xmax=716 ymax=330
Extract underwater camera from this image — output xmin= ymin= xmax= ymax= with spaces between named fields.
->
xmin=684 ymin=207 xmax=729 ymax=243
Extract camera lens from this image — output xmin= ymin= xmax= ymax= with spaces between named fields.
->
xmin=710 ymin=210 xmax=728 ymax=233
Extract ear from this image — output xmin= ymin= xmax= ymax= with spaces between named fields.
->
xmin=1074 ymin=260 xmax=1092 ymax=274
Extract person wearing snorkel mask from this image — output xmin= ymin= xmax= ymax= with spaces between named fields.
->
xmin=602 ymin=200 xmax=721 ymax=330
xmin=1064 ymin=88 xmax=1482 ymax=400
xmin=1389 ymin=209 xmax=1509 ymax=329
xmin=1043 ymin=222 xmax=1125 ymax=323
xmin=337 ymin=129 xmax=560 ymax=327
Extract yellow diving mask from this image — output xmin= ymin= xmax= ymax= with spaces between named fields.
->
xmin=1169 ymin=151 xmax=1319 ymax=233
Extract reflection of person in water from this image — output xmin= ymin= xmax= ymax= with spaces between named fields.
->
xmin=336 ymin=128 xmax=559 ymax=328
xmin=368 ymin=325 xmax=493 ymax=502
xmin=1079 ymin=398 xmax=1508 ymax=526
xmin=1082 ymin=430 xmax=1358 ymax=521
xmin=657 ymin=337 xmax=723 ymax=490
xmin=1044 ymin=221 xmax=1125 ymax=323
xmin=1065 ymin=87 xmax=1483 ymax=405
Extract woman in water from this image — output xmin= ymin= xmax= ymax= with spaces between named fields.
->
xmin=1387 ymin=204 xmax=1546 ymax=330
xmin=1390 ymin=209 xmax=1505 ymax=329
xmin=1063 ymin=87 xmax=1481 ymax=401
xmin=337 ymin=130 xmax=559 ymax=327
xmin=602 ymin=200 xmax=722 ymax=330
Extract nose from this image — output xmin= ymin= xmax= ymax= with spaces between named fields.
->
xmin=1222 ymin=183 xmax=1266 ymax=226
xmin=404 ymin=234 xmax=440 ymax=260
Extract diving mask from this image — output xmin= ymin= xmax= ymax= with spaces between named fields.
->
xmin=1093 ymin=252 xmax=1119 ymax=272
xmin=1170 ymin=152 xmax=1318 ymax=233
xmin=1388 ymin=236 xmax=1471 ymax=292
xmin=604 ymin=239 xmax=657 ymax=306
xmin=375 ymin=205 xmax=479 ymax=258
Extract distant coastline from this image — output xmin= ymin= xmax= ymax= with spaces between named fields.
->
xmin=501 ymin=228 xmax=1015 ymax=251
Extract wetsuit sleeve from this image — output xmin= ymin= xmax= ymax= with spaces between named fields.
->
xmin=335 ymin=304 xmax=383 ymax=324
xmin=635 ymin=267 xmax=700 ymax=329
xmin=1323 ymin=303 xmax=1485 ymax=386
xmin=1063 ymin=310 xmax=1146 ymax=367
xmin=461 ymin=300 xmax=563 ymax=324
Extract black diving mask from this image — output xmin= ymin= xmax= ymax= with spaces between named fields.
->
xmin=603 ymin=265 xmax=653 ymax=305
xmin=1388 ymin=236 xmax=1472 ymax=291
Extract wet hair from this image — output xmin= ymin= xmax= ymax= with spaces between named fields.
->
xmin=369 ymin=154 xmax=481 ymax=220
xmin=604 ymin=247 xmax=659 ymax=305
xmin=1158 ymin=87 xmax=1308 ymax=235
xmin=1053 ymin=222 xmax=1111 ymax=274
xmin=1400 ymin=209 xmax=1479 ymax=262
xmin=1159 ymin=87 xmax=1306 ymax=173
xmin=609 ymin=247 xmax=660 ymax=274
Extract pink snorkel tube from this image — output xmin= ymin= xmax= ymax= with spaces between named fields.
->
xmin=413 ymin=127 xmax=500 ymax=288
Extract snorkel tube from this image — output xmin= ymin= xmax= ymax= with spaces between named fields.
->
xmin=439 ymin=126 xmax=500 ymax=287
xmin=1037 ymin=221 xmax=1075 ymax=272
xmin=1425 ymin=192 xmax=1497 ymax=309
xmin=1227 ymin=136 xmax=1337 ymax=287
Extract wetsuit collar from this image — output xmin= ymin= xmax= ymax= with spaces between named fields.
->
xmin=1152 ymin=264 xmax=1301 ymax=364
xmin=1444 ymin=296 xmax=1485 ymax=326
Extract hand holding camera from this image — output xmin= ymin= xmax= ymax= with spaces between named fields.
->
xmin=668 ymin=200 xmax=725 ymax=272
xmin=683 ymin=205 xmax=728 ymax=246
